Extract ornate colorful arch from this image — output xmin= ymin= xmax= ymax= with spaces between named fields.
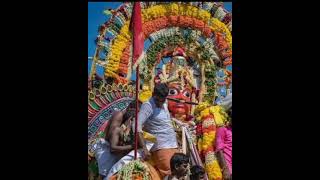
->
xmin=89 ymin=1 xmax=232 ymax=140
xmin=96 ymin=3 xmax=231 ymax=80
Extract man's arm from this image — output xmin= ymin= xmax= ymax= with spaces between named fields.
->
xmin=104 ymin=111 xmax=122 ymax=139
xmin=216 ymin=151 xmax=231 ymax=180
xmin=138 ymin=132 xmax=151 ymax=160
xmin=135 ymin=102 xmax=153 ymax=160
xmin=110 ymin=127 xmax=133 ymax=153
xmin=216 ymin=151 xmax=229 ymax=173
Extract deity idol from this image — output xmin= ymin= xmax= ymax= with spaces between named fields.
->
xmin=156 ymin=46 xmax=198 ymax=122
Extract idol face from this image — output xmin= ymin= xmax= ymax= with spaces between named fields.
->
xmin=167 ymin=83 xmax=192 ymax=120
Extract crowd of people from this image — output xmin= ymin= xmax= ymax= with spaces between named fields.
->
xmin=90 ymin=83 xmax=232 ymax=180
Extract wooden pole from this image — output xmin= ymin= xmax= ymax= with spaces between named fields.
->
xmin=134 ymin=65 xmax=139 ymax=160
xmin=199 ymin=63 xmax=206 ymax=102
xmin=131 ymin=2 xmax=142 ymax=160
xmin=182 ymin=127 xmax=187 ymax=154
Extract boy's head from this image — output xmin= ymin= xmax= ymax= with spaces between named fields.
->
xmin=190 ymin=165 xmax=205 ymax=180
xmin=170 ymin=153 xmax=190 ymax=178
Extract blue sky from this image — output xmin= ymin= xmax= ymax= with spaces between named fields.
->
xmin=88 ymin=2 xmax=232 ymax=78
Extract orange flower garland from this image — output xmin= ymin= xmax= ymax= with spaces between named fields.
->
xmin=195 ymin=105 xmax=222 ymax=180
xmin=118 ymin=16 xmax=214 ymax=71
xmin=103 ymin=3 xmax=231 ymax=83
xmin=142 ymin=16 xmax=213 ymax=38
xmin=215 ymin=32 xmax=232 ymax=88
xmin=141 ymin=3 xmax=231 ymax=46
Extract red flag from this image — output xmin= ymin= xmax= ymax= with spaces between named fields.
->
xmin=130 ymin=2 xmax=144 ymax=69
xmin=129 ymin=2 xmax=144 ymax=160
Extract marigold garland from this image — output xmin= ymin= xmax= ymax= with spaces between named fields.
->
xmin=138 ymin=85 xmax=152 ymax=103
xmin=138 ymin=35 xmax=220 ymax=84
xmin=193 ymin=103 xmax=230 ymax=179
xmin=195 ymin=105 xmax=222 ymax=180
xmin=104 ymin=22 xmax=131 ymax=83
xmin=214 ymin=32 xmax=232 ymax=96
xmin=103 ymin=3 xmax=232 ymax=84
xmin=106 ymin=3 xmax=231 ymax=65
xmin=141 ymin=3 xmax=231 ymax=46
xmin=209 ymin=106 xmax=228 ymax=126
xmin=142 ymin=16 xmax=213 ymax=38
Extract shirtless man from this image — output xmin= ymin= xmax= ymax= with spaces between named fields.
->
xmin=95 ymin=101 xmax=135 ymax=179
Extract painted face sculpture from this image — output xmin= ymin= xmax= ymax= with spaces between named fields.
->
xmin=156 ymin=47 xmax=196 ymax=121
xmin=167 ymin=82 xmax=192 ymax=121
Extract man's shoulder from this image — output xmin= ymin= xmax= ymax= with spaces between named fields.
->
xmin=143 ymin=99 xmax=152 ymax=105
xmin=141 ymin=100 xmax=153 ymax=109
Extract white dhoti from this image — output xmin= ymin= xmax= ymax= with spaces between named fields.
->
xmin=94 ymin=138 xmax=123 ymax=177
xmin=105 ymin=141 xmax=154 ymax=180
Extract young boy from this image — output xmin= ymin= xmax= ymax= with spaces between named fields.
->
xmin=164 ymin=153 xmax=190 ymax=180
xmin=190 ymin=165 xmax=205 ymax=180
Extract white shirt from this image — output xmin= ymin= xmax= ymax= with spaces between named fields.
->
xmin=136 ymin=97 xmax=178 ymax=151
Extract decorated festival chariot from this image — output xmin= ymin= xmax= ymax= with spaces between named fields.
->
xmin=88 ymin=2 xmax=232 ymax=180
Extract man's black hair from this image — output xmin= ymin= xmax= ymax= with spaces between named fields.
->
xmin=154 ymin=83 xmax=169 ymax=98
xmin=190 ymin=165 xmax=205 ymax=180
xmin=122 ymin=100 xmax=136 ymax=124
xmin=170 ymin=153 xmax=189 ymax=171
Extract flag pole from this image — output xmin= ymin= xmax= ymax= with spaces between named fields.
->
xmin=134 ymin=64 xmax=139 ymax=160
xmin=130 ymin=2 xmax=143 ymax=160
xmin=132 ymin=2 xmax=140 ymax=160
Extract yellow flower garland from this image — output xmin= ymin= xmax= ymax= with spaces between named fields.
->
xmin=195 ymin=105 xmax=223 ymax=180
xmin=209 ymin=18 xmax=232 ymax=48
xmin=209 ymin=106 xmax=228 ymax=126
xmin=194 ymin=102 xmax=209 ymax=116
xmin=105 ymin=22 xmax=131 ymax=77
xmin=105 ymin=3 xmax=232 ymax=81
xmin=141 ymin=3 xmax=231 ymax=47
xmin=205 ymin=153 xmax=223 ymax=180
